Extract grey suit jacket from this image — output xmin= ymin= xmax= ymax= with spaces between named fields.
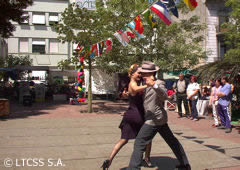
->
xmin=143 ymin=79 xmax=168 ymax=126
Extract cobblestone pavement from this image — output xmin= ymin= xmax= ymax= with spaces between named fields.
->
xmin=0 ymin=100 xmax=239 ymax=170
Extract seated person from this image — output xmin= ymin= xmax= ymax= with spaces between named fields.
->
xmin=167 ymin=87 xmax=176 ymax=101
xmin=166 ymin=87 xmax=177 ymax=111
xmin=197 ymin=86 xmax=210 ymax=116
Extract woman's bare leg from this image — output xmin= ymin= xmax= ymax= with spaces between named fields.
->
xmin=108 ymin=139 xmax=128 ymax=167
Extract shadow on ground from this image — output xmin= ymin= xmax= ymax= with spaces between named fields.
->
xmin=79 ymin=101 xmax=128 ymax=114
xmin=0 ymin=100 xmax=129 ymax=121
xmin=120 ymin=156 xmax=178 ymax=170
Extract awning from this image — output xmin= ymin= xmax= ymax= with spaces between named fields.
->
xmin=32 ymin=40 xmax=45 ymax=45
xmin=14 ymin=66 xmax=49 ymax=71
xmin=49 ymin=15 xmax=59 ymax=22
xmin=0 ymin=68 xmax=16 ymax=71
xmin=167 ymin=69 xmax=196 ymax=76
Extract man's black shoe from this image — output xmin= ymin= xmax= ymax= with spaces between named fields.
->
xmin=225 ymin=128 xmax=232 ymax=133
xmin=175 ymin=164 xmax=191 ymax=170
xmin=217 ymin=125 xmax=225 ymax=129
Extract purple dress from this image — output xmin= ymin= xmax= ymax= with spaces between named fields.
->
xmin=119 ymin=93 xmax=145 ymax=139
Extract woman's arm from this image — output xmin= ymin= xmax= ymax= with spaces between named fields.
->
xmin=188 ymin=89 xmax=199 ymax=99
xmin=128 ymin=81 xmax=147 ymax=94
xmin=209 ymin=87 xmax=214 ymax=105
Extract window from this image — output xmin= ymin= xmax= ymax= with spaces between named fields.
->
xmin=218 ymin=36 xmax=228 ymax=59
xmin=49 ymin=39 xmax=59 ymax=53
xmin=21 ymin=12 xmax=29 ymax=24
xmin=218 ymin=15 xmax=229 ymax=32
xmin=49 ymin=13 xmax=59 ymax=25
xmin=32 ymin=39 xmax=46 ymax=54
xmin=19 ymin=38 xmax=29 ymax=53
xmin=32 ymin=13 xmax=45 ymax=25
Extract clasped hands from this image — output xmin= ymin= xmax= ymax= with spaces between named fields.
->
xmin=143 ymin=75 xmax=155 ymax=87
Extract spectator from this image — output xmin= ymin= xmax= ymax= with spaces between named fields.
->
xmin=217 ymin=76 xmax=232 ymax=133
xmin=173 ymin=73 xmax=189 ymax=118
xmin=197 ymin=86 xmax=210 ymax=116
xmin=209 ymin=79 xmax=222 ymax=127
xmin=187 ymin=75 xmax=200 ymax=121
xmin=228 ymin=81 xmax=234 ymax=121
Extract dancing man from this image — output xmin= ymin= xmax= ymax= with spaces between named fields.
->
xmin=128 ymin=61 xmax=190 ymax=170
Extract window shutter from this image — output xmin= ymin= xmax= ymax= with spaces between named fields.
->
xmin=19 ymin=38 xmax=29 ymax=53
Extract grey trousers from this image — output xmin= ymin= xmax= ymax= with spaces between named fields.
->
xmin=128 ymin=123 xmax=189 ymax=170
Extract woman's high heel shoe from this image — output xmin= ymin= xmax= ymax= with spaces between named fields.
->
xmin=143 ymin=158 xmax=153 ymax=167
xmin=101 ymin=160 xmax=110 ymax=170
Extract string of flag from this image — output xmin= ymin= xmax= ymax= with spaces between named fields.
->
xmin=74 ymin=0 xmax=198 ymax=102
xmin=75 ymin=0 xmax=198 ymax=56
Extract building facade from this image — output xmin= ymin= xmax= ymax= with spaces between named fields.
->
xmin=6 ymin=0 xmax=230 ymax=94
xmin=7 ymin=0 xmax=116 ymax=95
xmin=181 ymin=0 xmax=229 ymax=63
xmin=205 ymin=0 xmax=230 ymax=62
xmin=7 ymin=0 xmax=70 ymax=68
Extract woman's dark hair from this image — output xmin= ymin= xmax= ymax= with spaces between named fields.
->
xmin=128 ymin=64 xmax=139 ymax=77
xmin=215 ymin=78 xmax=222 ymax=86
xmin=221 ymin=76 xmax=229 ymax=82
xmin=190 ymin=75 xmax=197 ymax=82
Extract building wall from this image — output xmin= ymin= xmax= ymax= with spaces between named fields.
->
xmin=205 ymin=0 xmax=228 ymax=62
xmin=177 ymin=0 xmax=228 ymax=64
xmin=7 ymin=0 xmax=70 ymax=67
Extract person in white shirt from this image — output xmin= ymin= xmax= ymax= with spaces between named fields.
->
xmin=187 ymin=75 xmax=200 ymax=121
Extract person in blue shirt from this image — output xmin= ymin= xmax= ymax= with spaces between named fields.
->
xmin=217 ymin=76 xmax=232 ymax=133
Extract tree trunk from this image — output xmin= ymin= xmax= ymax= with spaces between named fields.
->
xmin=88 ymin=56 xmax=93 ymax=113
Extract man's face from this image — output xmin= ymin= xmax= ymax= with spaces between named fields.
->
xmin=141 ymin=72 xmax=155 ymax=86
xmin=179 ymin=74 xmax=184 ymax=81
xmin=221 ymin=78 xmax=226 ymax=84
xmin=141 ymin=72 xmax=154 ymax=80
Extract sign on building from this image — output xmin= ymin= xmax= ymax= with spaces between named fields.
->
xmin=75 ymin=0 xmax=96 ymax=10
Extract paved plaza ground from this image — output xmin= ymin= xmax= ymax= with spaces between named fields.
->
xmin=0 ymin=100 xmax=240 ymax=170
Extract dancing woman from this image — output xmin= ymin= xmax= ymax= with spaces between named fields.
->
xmin=101 ymin=64 xmax=152 ymax=170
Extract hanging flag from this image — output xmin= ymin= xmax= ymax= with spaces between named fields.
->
xmin=78 ymin=45 xmax=84 ymax=55
xmin=134 ymin=16 xmax=144 ymax=34
xmin=124 ymin=27 xmax=135 ymax=38
xmin=123 ymin=27 xmax=135 ymax=38
xmin=128 ymin=21 xmax=145 ymax=38
xmin=118 ymin=29 xmax=130 ymax=43
xmin=105 ymin=39 xmax=112 ymax=54
xmin=113 ymin=31 xmax=128 ymax=47
xmin=143 ymin=10 xmax=157 ymax=28
xmin=99 ymin=41 xmax=105 ymax=56
xmin=96 ymin=43 xmax=100 ymax=57
xmin=90 ymin=44 xmax=96 ymax=54
xmin=150 ymin=1 xmax=172 ymax=26
xmin=161 ymin=0 xmax=179 ymax=18
xmin=89 ymin=44 xmax=96 ymax=58
xmin=184 ymin=0 xmax=198 ymax=11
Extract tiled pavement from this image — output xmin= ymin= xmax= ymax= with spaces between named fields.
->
xmin=0 ymin=100 xmax=239 ymax=170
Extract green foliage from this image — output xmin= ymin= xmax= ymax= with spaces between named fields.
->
xmin=57 ymin=59 xmax=72 ymax=71
xmin=55 ymin=0 xmax=206 ymax=73
xmin=0 ymin=0 xmax=33 ymax=38
xmin=0 ymin=55 xmax=32 ymax=68
xmin=221 ymin=0 xmax=240 ymax=63
xmin=0 ymin=55 xmax=32 ymax=80
xmin=197 ymin=0 xmax=240 ymax=82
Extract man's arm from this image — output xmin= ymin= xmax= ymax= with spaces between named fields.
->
xmin=145 ymin=77 xmax=168 ymax=100
xmin=173 ymin=82 xmax=177 ymax=92
xmin=217 ymin=85 xmax=231 ymax=97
